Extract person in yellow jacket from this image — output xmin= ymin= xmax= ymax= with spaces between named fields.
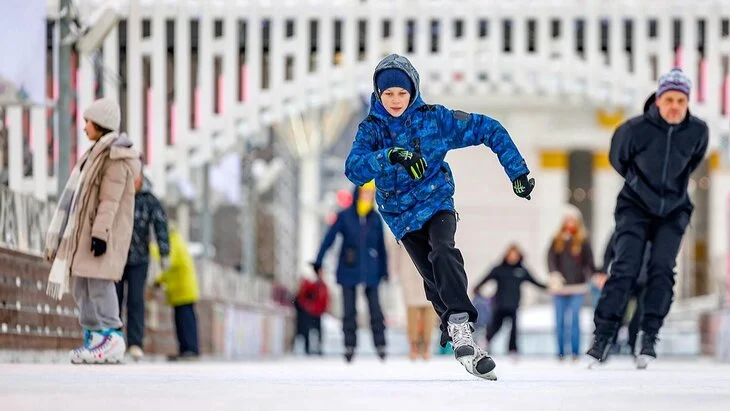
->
xmin=150 ymin=226 xmax=200 ymax=360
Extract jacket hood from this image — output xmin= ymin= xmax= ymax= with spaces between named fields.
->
xmin=108 ymin=132 xmax=140 ymax=160
xmin=645 ymin=96 xmax=692 ymax=130
xmin=370 ymin=54 xmax=425 ymax=120
xmin=643 ymin=92 xmax=656 ymax=114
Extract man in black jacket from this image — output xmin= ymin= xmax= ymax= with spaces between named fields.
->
xmin=587 ymin=68 xmax=708 ymax=369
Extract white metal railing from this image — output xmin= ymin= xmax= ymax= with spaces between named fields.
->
xmin=0 ymin=186 xmax=55 ymax=256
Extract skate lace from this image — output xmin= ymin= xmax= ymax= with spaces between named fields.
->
xmin=89 ymin=335 xmax=112 ymax=354
xmin=448 ymin=322 xmax=474 ymax=349
xmin=72 ymin=330 xmax=93 ymax=353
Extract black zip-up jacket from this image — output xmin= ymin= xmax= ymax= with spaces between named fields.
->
xmin=473 ymin=261 xmax=546 ymax=312
xmin=609 ymin=104 xmax=708 ymax=217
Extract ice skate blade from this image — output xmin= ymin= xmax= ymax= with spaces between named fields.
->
xmin=472 ymin=370 xmax=498 ymax=381
xmin=585 ymin=354 xmax=603 ymax=369
xmin=635 ymin=354 xmax=653 ymax=370
xmin=457 ymin=356 xmax=498 ymax=381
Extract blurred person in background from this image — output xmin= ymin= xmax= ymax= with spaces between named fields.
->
xmin=116 ymin=165 xmax=170 ymax=361
xmin=587 ymin=69 xmax=708 ymax=369
xmin=293 ymin=267 xmax=329 ymax=356
xmin=44 ymin=97 xmax=140 ymax=364
xmin=151 ymin=224 xmax=200 ymax=361
xmin=547 ymin=205 xmax=596 ymax=362
xmin=388 ymin=238 xmax=437 ymax=360
xmin=473 ymin=244 xmax=546 ymax=358
xmin=313 ymin=181 xmax=388 ymax=363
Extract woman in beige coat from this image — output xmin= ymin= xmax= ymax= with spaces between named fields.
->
xmin=388 ymin=238 xmax=437 ymax=360
xmin=44 ymin=98 xmax=140 ymax=364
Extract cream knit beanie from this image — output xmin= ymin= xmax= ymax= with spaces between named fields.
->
xmin=83 ymin=98 xmax=121 ymax=131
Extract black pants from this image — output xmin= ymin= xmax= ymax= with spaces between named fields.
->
xmin=341 ymin=285 xmax=386 ymax=349
xmin=625 ymin=285 xmax=645 ymax=350
xmin=594 ymin=197 xmax=690 ymax=337
xmin=401 ymin=211 xmax=477 ymax=347
xmin=174 ymin=303 xmax=199 ymax=355
xmin=295 ymin=303 xmax=323 ymax=355
xmin=486 ymin=308 xmax=519 ymax=353
xmin=116 ymin=261 xmax=149 ymax=348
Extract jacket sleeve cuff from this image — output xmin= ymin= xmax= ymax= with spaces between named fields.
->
xmin=91 ymin=226 xmax=111 ymax=242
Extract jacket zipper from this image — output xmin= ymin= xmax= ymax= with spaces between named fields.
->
xmin=659 ymin=126 xmax=674 ymax=215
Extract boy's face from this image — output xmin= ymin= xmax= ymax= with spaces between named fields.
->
xmin=380 ymin=87 xmax=411 ymax=117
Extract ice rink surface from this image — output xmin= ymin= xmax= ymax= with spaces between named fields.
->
xmin=2 ymin=356 xmax=729 ymax=411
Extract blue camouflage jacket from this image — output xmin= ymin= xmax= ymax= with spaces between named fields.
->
xmin=344 ymin=54 xmax=530 ymax=240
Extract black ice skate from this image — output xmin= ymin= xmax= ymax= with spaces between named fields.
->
xmin=344 ymin=347 xmax=355 ymax=363
xmin=634 ymin=331 xmax=657 ymax=370
xmin=447 ymin=313 xmax=497 ymax=381
xmin=376 ymin=346 xmax=386 ymax=361
xmin=586 ymin=334 xmax=613 ymax=368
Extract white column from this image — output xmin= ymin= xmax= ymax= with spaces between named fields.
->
xmin=31 ymin=107 xmax=47 ymax=200
xmin=633 ymin=12 xmax=649 ymax=81
xmin=6 ymin=107 xmax=23 ymax=193
xmin=151 ymin=6 xmax=167 ymax=195
xmin=592 ymin=153 xmax=623 ymax=268
xmin=247 ymin=13 xmax=262 ymax=106
xmin=709 ymin=168 xmax=730 ymax=295
xmin=537 ymin=155 xmax=569 ymax=273
xmin=102 ymin=27 xmax=119 ymax=102
xmin=298 ymin=153 xmax=321 ymax=270
xmin=76 ymin=51 xmax=94 ymax=156
xmin=318 ymin=11 xmax=333 ymax=85
xmin=683 ymin=13 xmax=699 ymax=106
xmin=126 ymin=0 xmax=144 ymax=150
xmin=705 ymin=12 xmax=720 ymax=117
xmin=197 ymin=6 xmax=213 ymax=163
xmin=657 ymin=12 xmax=672 ymax=73
xmin=174 ymin=9 xmax=191 ymax=240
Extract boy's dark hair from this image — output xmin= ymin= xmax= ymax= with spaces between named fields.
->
xmin=91 ymin=122 xmax=113 ymax=136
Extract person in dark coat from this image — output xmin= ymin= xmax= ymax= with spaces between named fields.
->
xmin=116 ymin=172 xmax=170 ymax=361
xmin=313 ymin=181 xmax=388 ymax=363
xmin=588 ymin=68 xmax=709 ymax=369
xmin=473 ymin=244 xmax=546 ymax=355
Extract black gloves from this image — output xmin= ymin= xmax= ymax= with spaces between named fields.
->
xmin=91 ymin=237 xmax=107 ymax=257
xmin=512 ymin=174 xmax=535 ymax=200
xmin=388 ymin=147 xmax=427 ymax=180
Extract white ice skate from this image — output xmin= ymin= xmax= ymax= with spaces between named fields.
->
xmin=70 ymin=330 xmax=125 ymax=364
xmin=447 ymin=313 xmax=497 ymax=381
xmin=69 ymin=329 xmax=96 ymax=364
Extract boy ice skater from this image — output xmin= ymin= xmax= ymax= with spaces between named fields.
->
xmin=344 ymin=54 xmax=535 ymax=380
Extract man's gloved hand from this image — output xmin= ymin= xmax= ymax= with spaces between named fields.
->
xmin=90 ymin=237 xmax=107 ymax=257
xmin=161 ymin=256 xmax=171 ymax=271
xmin=388 ymin=147 xmax=427 ymax=180
xmin=512 ymin=174 xmax=535 ymax=200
